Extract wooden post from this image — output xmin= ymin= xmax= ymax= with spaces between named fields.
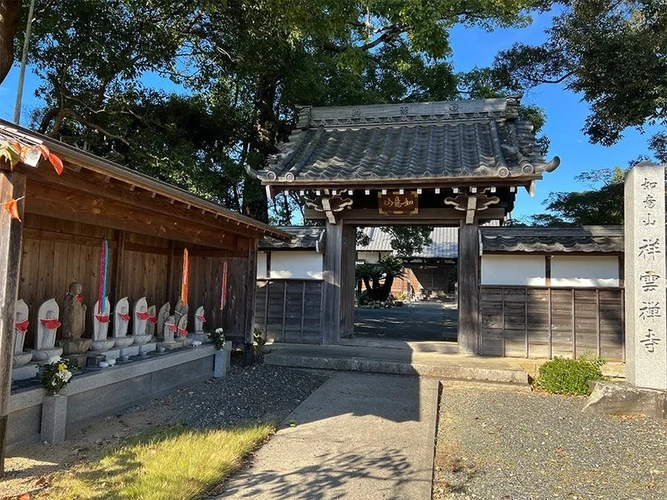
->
xmin=321 ymin=222 xmax=355 ymax=344
xmin=458 ymin=221 xmax=480 ymax=354
xmin=0 ymin=171 xmax=26 ymax=477
xmin=321 ymin=221 xmax=342 ymax=345
xmin=243 ymin=240 xmax=258 ymax=364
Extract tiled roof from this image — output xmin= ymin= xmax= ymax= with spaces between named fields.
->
xmin=259 ymin=226 xmax=325 ymax=250
xmin=480 ymin=226 xmax=624 ymax=253
xmin=357 ymin=227 xmax=459 ymax=259
xmin=257 ymin=97 xmax=560 ymax=186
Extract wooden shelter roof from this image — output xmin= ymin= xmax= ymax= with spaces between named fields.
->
xmin=256 ymin=97 xmax=560 ymax=192
xmin=0 ymin=120 xmax=290 ymax=248
xmin=480 ymin=226 xmax=624 ymax=254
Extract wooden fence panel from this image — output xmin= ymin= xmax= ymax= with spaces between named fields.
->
xmin=255 ymin=279 xmax=323 ymax=344
xmin=480 ymin=285 xmax=624 ymax=361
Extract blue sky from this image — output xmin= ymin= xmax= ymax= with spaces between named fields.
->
xmin=0 ymin=9 xmax=658 ymax=221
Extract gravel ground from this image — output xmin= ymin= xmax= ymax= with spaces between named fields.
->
xmin=1 ymin=363 xmax=330 ymax=499
xmin=433 ymin=383 xmax=667 ymax=500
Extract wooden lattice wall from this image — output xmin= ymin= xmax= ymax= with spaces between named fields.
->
xmin=480 ymin=286 xmax=624 ymax=361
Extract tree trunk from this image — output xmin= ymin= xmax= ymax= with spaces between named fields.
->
xmin=0 ymin=0 xmax=21 ymax=85
xmin=379 ymin=275 xmax=394 ymax=301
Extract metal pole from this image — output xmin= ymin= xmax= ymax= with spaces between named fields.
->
xmin=13 ymin=0 xmax=37 ymax=125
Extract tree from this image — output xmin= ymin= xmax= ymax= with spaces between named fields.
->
xmin=14 ymin=0 xmax=554 ymax=222
xmin=356 ymin=255 xmax=405 ymax=302
xmin=380 ymin=226 xmax=433 ymax=258
xmin=0 ymin=0 xmax=20 ymax=84
xmin=494 ymin=1 xmax=667 ymax=156
xmin=519 ymin=167 xmax=626 ymax=226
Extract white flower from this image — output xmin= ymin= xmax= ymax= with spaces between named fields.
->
xmin=57 ymin=370 xmax=72 ymax=382
xmin=215 ymin=328 xmax=224 ymax=334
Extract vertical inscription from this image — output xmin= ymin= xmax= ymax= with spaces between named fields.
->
xmin=625 ymin=163 xmax=667 ymax=389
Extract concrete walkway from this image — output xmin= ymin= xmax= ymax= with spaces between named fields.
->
xmin=217 ymin=372 xmax=440 ymax=500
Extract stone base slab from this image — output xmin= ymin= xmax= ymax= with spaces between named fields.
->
xmin=583 ymin=381 xmax=667 ymax=419
xmin=120 ymin=345 xmax=141 ymax=357
xmin=11 ymin=363 xmax=39 ymax=381
xmin=157 ymin=341 xmax=179 ymax=350
xmin=139 ymin=342 xmax=157 ymax=353
xmin=189 ymin=332 xmax=208 ymax=342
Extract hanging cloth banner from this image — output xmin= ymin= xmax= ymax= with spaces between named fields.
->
xmin=180 ymin=248 xmax=189 ymax=304
xmin=220 ymin=261 xmax=229 ymax=310
xmin=98 ymin=240 xmax=109 ymax=314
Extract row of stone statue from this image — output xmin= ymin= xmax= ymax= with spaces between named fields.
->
xmin=13 ymin=281 xmax=208 ymax=369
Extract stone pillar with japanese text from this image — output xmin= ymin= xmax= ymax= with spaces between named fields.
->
xmin=625 ymin=162 xmax=667 ymax=389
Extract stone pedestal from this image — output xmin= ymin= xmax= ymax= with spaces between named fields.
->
xmin=11 ymin=363 xmax=39 ymax=380
xmin=189 ymin=332 xmax=208 ymax=343
xmin=213 ymin=342 xmax=232 ymax=378
xmin=41 ymin=394 xmax=68 ymax=444
xmin=64 ymin=353 xmax=88 ymax=369
xmin=625 ymin=163 xmax=667 ymax=389
xmin=58 ymin=338 xmax=92 ymax=356
xmin=157 ymin=341 xmax=179 ymax=350
xmin=119 ymin=345 xmax=140 ymax=357
xmin=139 ymin=342 xmax=157 ymax=354
xmin=28 ymin=347 xmax=63 ymax=364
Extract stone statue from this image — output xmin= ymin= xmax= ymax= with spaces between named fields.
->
xmin=91 ymin=297 xmax=114 ymax=351
xmin=13 ymin=299 xmax=32 ymax=367
xmin=174 ymin=301 xmax=189 ymax=327
xmin=61 ymin=282 xmax=86 ymax=339
xmin=146 ymin=304 xmax=157 ymax=337
xmin=156 ymin=302 xmax=171 ymax=340
xmin=29 ymin=298 xmax=63 ymax=363
xmin=112 ymin=297 xmax=134 ymax=348
xmin=194 ymin=306 xmax=206 ymax=334
xmin=177 ymin=313 xmax=193 ymax=347
xmin=188 ymin=305 xmax=208 ymax=342
xmin=132 ymin=297 xmax=153 ymax=345
xmin=157 ymin=315 xmax=178 ymax=350
xmin=58 ymin=282 xmax=92 ymax=357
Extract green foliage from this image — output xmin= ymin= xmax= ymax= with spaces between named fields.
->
xmin=381 ymin=226 xmax=433 ymax=258
xmin=521 ymin=167 xmax=626 ymax=226
xmin=356 ymin=255 xmax=405 ymax=302
xmin=535 ymin=355 xmax=605 ymax=395
xmin=41 ymin=359 xmax=78 ymax=395
xmin=253 ymin=327 xmax=266 ymax=357
xmin=494 ymin=0 xmax=667 ymax=159
xmin=208 ymin=328 xmax=225 ymax=350
xmin=17 ymin=0 xmax=553 ymax=223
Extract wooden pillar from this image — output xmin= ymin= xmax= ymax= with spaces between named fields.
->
xmin=458 ymin=221 xmax=480 ymax=354
xmin=0 ymin=171 xmax=26 ymax=477
xmin=340 ymin=224 xmax=356 ymax=338
xmin=243 ymin=240 xmax=258 ymax=364
xmin=321 ymin=222 xmax=355 ymax=344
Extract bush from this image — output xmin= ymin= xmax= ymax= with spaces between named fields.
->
xmin=535 ymin=355 xmax=605 ymax=395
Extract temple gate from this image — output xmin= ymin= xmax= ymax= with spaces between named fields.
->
xmin=252 ymin=97 xmax=560 ymax=353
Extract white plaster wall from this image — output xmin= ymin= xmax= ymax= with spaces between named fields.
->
xmin=481 ymin=255 xmax=547 ymax=286
xmin=270 ymin=251 xmax=323 ymax=280
xmin=257 ymin=252 xmax=268 ymax=279
xmin=357 ymin=251 xmax=389 ymax=263
xmin=551 ymin=255 xmax=620 ymax=287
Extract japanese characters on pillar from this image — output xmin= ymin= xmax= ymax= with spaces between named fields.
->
xmin=625 ymin=163 xmax=667 ymax=389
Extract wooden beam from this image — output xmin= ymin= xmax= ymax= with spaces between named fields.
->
xmin=23 ymin=227 xmax=119 ymax=248
xmin=18 ymin=165 xmax=271 ymax=241
xmin=305 ymin=207 xmax=506 ymax=225
xmin=25 ymin=180 xmax=238 ymax=250
xmin=0 ymin=172 xmax=26 ymax=477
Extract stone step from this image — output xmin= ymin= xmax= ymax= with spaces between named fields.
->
xmin=264 ymin=345 xmax=530 ymax=386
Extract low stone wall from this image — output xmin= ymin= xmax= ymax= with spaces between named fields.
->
xmin=7 ymin=345 xmax=227 ymax=450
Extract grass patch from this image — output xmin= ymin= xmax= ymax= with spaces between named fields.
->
xmin=45 ymin=423 xmax=274 ymax=500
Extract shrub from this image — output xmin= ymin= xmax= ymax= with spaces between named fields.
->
xmin=535 ymin=355 xmax=605 ymax=395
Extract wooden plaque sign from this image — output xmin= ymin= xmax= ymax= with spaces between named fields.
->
xmin=378 ymin=191 xmax=419 ymax=215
